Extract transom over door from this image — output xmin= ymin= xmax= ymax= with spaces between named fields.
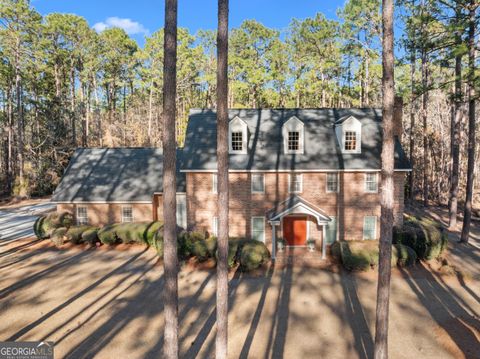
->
xmin=283 ymin=216 xmax=307 ymax=246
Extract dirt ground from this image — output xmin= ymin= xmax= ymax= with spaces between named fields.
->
xmin=0 ymin=209 xmax=479 ymax=359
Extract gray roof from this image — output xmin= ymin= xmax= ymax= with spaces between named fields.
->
xmin=52 ymin=148 xmax=186 ymax=203
xmin=182 ymin=109 xmax=411 ymax=171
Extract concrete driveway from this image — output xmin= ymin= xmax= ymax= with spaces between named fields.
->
xmin=0 ymin=202 xmax=55 ymax=243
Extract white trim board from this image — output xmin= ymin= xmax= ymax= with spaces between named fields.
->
xmin=180 ymin=169 xmax=412 ymax=173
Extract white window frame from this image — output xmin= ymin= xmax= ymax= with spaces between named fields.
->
xmin=251 ymin=216 xmax=266 ymax=243
xmin=343 ymin=130 xmax=358 ymax=152
xmin=176 ymin=194 xmax=187 ymax=229
xmin=76 ymin=206 xmax=88 ymax=225
xmin=212 ymin=217 xmax=218 ymax=237
xmin=365 ymin=172 xmax=378 ymax=193
xmin=228 ymin=116 xmax=248 ymax=154
xmin=282 ymin=116 xmax=304 ymax=154
xmin=363 ymin=216 xmax=377 ymax=240
xmin=121 ymin=205 xmax=133 ymax=223
xmin=336 ymin=116 xmax=362 ymax=154
xmin=288 ymin=173 xmax=303 ymax=193
xmin=212 ymin=173 xmax=217 ymax=194
xmin=326 ymin=173 xmax=339 ymax=193
xmin=251 ymin=173 xmax=265 ymax=193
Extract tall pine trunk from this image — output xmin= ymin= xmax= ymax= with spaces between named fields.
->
xmin=374 ymin=0 xmax=395 ymax=357
xmin=408 ymin=45 xmax=415 ymax=201
xmin=14 ymin=41 xmax=24 ymax=183
xmin=216 ymin=1 xmax=229 ymax=358
xmin=449 ymin=9 xmax=463 ymax=229
xmin=162 ymin=0 xmax=179 ymax=357
xmin=421 ymin=49 xmax=429 ymax=207
xmin=460 ymin=1 xmax=477 ymax=243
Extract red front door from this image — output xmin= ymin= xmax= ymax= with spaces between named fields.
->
xmin=283 ymin=216 xmax=307 ymax=246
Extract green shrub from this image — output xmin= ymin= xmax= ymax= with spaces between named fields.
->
xmin=144 ymin=221 xmax=163 ymax=244
xmin=114 ymin=222 xmax=145 ymax=244
xmin=51 ymin=227 xmax=68 ymax=246
xmin=394 ymin=216 xmax=448 ymax=260
xmin=98 ymin=224 xmax=119 ymax=245
xmin=33 ymin=216 xmax=47 ymax=239
xmin=65 ymin=225 xmax=94 ymax=244
xmin=177 ymin=231 xmax=194 ymax=259
xmin=33 ymin=211 xmax=73 ymax=239
xmin=336 ymin=241 xmax=398 ymax=271
xmin=188 ymin=231 xmax=206 ymax=242
xmin=205 ymin=236 xmax=217 ymax=257
xmin=239 ymin=240 xmax=271 ymax=271
xmin=191 ymin=239 xmax=209 ymax=261
xmin=394 ymin=243 xmax=417 ymax=267
xmin=81 ymin=228 xmax=99 ymax=245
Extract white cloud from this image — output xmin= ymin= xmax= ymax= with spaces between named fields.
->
xmin=93 ymin=17 xmax=149 ymax=35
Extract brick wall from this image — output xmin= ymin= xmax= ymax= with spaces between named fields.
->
xmin=186 ymin=171 xmax=406 ymax=246
xmin=56 ymin=203 xmax=154 ymax=226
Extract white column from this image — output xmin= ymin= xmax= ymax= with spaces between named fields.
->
xmin=270 ymin=221 xmax=279 ymax=260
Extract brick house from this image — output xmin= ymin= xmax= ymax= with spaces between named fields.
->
xmin=52 ymin=99 xmax=411 ymax=258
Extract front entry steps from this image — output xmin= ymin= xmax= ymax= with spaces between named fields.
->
xmin=274 ymin=246 xmax=333 ymax=267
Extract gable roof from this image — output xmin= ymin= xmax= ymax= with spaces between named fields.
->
xmin=181 ymin=108 xmax=411 ymax=171
xmin=51 ymin=148 xmax=186 ymax=203
xmin=266 ymin=195 xmax=331 ymax=224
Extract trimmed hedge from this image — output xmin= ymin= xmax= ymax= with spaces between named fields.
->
xmin=239 ymin=240 xmax=270 ymax=271
xmin=51 ymin=227 xmax=68 ymax=246
xmin=34 ymin=211 xmax=73 ymax=239
xmin=394 ymin=243 xmax=417 ymax=267
xmin=97 ymin=221 xmax=163 ymax=245
xmin=81 ymin=228 xmax=100 ymax=245
xmin=332 ymin=240 xmax=399 ymax=271
xmin=393 ymin=215 xmax=448 ymax=260
xmin=98 ymin=224 xmax=118 ymax=245
xmin=65 ymin=225 xmax=95 ymax=244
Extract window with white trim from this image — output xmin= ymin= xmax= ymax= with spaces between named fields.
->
xmin=283 ymin=116 xmax=304 ymax=154
xmin=344 ymin=131 xmax=357 ymax=151
xmin=229 ymin=117 xmax=248 ymax=154
xmin=288 ymin=131 xmax=300 ymax=151
xmin=326 ymin=173 xmax=339 ymax=193
xmin=77 ymin=206 xmax=88 ymax=225
xmin=363 ymin=216 xmax=377 ymax=240
xmin=365 ymin=173 xmax=378 ymax=192
xmin=212 ymin=217 xmax=218 ymax=237
xmin=231 ymin=131 xmax=243 ymax=151
xmin=325 ymin=216 xmax=337 ymax=244
xmin=251 ymin=173 xmax=265 ymax=193
xmin=251 ymin=217 xmax=265 ymax=242
xmin=212 ymin=174 xmax=217 ymax=193
xmin=121 ymin=206 xmax=133 ymax=223
xmin=289 ymin=173 xmax=303 ymax=193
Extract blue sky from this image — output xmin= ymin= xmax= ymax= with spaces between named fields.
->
xmin=33 ymin=0 xmax=346 ymax=46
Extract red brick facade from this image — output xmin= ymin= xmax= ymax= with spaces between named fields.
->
xmin=56 ymin=171 xmax=406 ymax=251
xmin=186 ymin=171 xmax=406 ymax=248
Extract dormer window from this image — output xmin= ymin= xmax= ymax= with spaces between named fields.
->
xmin=283 ymin=116 xmax=304 ymax=154
xmin=335 ymin=116 xmax=362 ymax=154
xmin=231 ymin=131 xmax=243 ymax=151
xmin=344 ymin=131 xmax=357 ymax=151
xmin=229 ymin=116 xmax=248 ymax=154
xmin=288 ymin=131 xmax=300 ymax=151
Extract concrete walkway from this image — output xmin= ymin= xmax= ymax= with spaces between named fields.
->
xmin=0 ymin=202 xmax=55 ymax=243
